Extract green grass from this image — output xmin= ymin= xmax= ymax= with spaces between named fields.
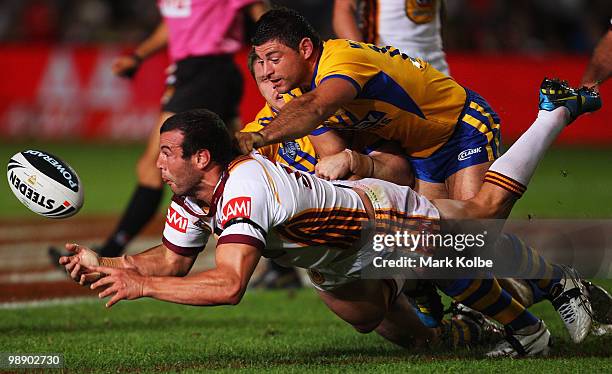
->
xmin=1 ymin=287 xmax=611 ymax=372
xmin=2 ymin=142 xmax=612 ymax=218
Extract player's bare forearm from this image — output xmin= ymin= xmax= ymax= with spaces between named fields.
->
xmin=259 ymin=78 xmax=357 ymax=146
xmin=333 ymin=0 xmax=362 ymax=41
xmin=259 ymin=95 xmax=331 ymax=144
xmin=101 ymin=244 xmax=196 ymax=277
xmin=581 ymin=30 xmax=612 ymax=88
xmin=143 ymin=269 xmax=243 ymax=306
xmin=309 ymin=129 xmax=347 ymax=157
xmin=142 ymin=243 xmax=260 ymax=306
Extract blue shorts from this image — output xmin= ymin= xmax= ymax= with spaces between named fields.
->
xmin=408 ymin=88 xmax=502 ymax=183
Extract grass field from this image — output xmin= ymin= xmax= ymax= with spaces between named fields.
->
xmin=1 ymin=288 xmax=611 ymax=372
xmin=2 ymin=142 xmax=612 ymax=218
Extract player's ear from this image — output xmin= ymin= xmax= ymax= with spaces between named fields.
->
xmin=299 ymin=37 xmax=314 ymax=60
xmin=194 ymin=149 xmax=211 ymax=169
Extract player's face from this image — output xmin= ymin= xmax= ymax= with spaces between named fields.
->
xmin=157 ymin=129 xmax=202 ymax=196
xmin=254 ymin=40 xmax=309 ymax=94
xmin=254 ymin=59 xmax=285 ymax=110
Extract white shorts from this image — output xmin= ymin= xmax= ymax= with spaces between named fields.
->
xmin=305 ymin=178 xmax=440 ymax=294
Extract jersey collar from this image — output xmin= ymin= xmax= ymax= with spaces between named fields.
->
xmin=309 ymin=42 xmax=325 ymax=91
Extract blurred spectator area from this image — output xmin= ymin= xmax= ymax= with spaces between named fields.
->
xmin=0 ymin=0 xmax=610 ymax=52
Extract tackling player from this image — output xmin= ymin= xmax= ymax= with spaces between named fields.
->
xmin=61 ymin=79 xmax=600 ymax=357
xmin=236 ymin=8 xmax=602 ymax=343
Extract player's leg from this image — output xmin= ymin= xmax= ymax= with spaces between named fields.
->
xmin=315 ymin=278 xmax=434 ymax=344
xmin=432 ymin=78 xmax=601 ymax=355
xmin=434 ymin=79 xmax=602 ymax=220
xmin=314 ymin=275 xmax=491 ymax=349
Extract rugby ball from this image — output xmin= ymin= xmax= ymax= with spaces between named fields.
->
xmin=7 ymin=150 xmax=84 ymax=218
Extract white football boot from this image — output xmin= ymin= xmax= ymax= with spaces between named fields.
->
xmin=486 ymin=321 xmax=551 ymax=358
xmin=549 ymin=266 xmax=592 ymax=343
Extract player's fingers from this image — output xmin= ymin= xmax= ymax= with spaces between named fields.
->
xmin=98 ymin=285 xmax=117 ymax=299
xmin=64 ymin=243 xmax=81 ymax=254
xmin=70 ymin=263 xmax=82 ymax=280
xmin=59 ymin=256 xmax=71 ymax=265
xmin=85 ymin=264 xmax=114 ymax=275
xmin=64 ymin=256 xmax=79 ymax=272
xmin=81 ymin=272 xmax=102 ymax=285
xmin=106 ymin=293 xmax=124 ymax=308
xmin=90 ymin=275 xmax=114 ymax=290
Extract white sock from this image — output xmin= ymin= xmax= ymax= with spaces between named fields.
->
xmin=489 ymin=108 xmax=570 ymax=186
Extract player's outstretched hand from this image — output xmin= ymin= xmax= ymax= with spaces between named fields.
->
xmin=88 ymin=265 xmax=145 ymax=308
xmin=316 ymin=151 xmax=351 ymax=180
xmin=111 ymin=55 xmax=141 ymax=79
xmin=59 ymin=243 xmax=102 ymax=285
xmin=235 ymin=131 xmax=264 ymax=154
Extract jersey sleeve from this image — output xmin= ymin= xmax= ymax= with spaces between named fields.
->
xmin=314 ymin=40 xmax=381 ymax=94
xmin=162 ymin=197 xmax=212 ymax=256
xmin=216 ymin=162 xmax=275 ymax=251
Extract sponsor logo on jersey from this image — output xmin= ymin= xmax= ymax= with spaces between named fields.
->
xmin=166 ymin=206 xmax=188 ymax=233
xmin=9 ymin=171 xmax=55 ymax=209
xmin=221 ymin=196 xmax=251 ymax=226
xmin=353 ymin=111 xmax=391 ymax=130
xmin=282 ymin=141 xmax=301 ymax=160
xmin=457 ymin=147 xmax=482 ymax=161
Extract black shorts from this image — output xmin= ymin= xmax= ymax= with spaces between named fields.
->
xmin=162 ymin=54 xmax=243 ymax=123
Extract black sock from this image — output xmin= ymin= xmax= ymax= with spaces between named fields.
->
xmin=99 ymin=185 xmax=164 ymax=257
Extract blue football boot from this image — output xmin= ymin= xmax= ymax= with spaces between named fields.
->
xmin=539 ymin=78 xmax=601 ymax=122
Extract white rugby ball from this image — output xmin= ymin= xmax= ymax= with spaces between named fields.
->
xmin=7 ymin=150 xmax=84 ymax=218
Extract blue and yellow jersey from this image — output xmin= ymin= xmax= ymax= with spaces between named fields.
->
xmin=312 ymin=39 xmax=467 ymax=158
xmin=242 ymin=103 xmax=320 ymax=173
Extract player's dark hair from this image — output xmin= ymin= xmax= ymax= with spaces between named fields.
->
xmin=160 ymin=109 xmax=237 ymax=167
xmin=251 ymin=7 xmax=321 ymax=51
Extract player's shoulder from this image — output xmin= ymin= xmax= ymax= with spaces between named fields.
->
xmin=242 ymin=121 xmax=264 ymax=133
xmin=322 ymin=39 xmax=371 ymax=56
xmin=226 ymin=152 xmax=274 ymax=178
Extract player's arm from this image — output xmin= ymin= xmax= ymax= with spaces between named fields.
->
xmin=238 ymin=78 xmax=357 ymax=153
xmin=333 ymin=0 xmax=363 ymax=41
xmin=316 ymin=139 xmax=414 ymax=186
xmin=308 ymin=128 xmax=347 ymax=157
xmin=581 ymin=28 xmax=612 ymax=89
xmin=60 ymin=243 xmax=198 ymax=285
xmin=89 ymin=243 xmax=260 ymax=308
xmin=112 ymin=21 xmax=169 ymax=78
xmin=115 ymin=244 xmax=197 ymax=277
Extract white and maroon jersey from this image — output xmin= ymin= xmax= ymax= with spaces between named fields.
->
xmin=158 ymin=0 xmax=260 ymax=62
xmin=162 ymin=152 xmax=440 ymax=271
xmin=359 ymin=0 xmax=449 ymax=75
xmin=162 ymin=195 xmax=213 ymax=256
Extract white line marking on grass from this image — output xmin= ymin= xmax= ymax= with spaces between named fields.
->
xmin=0 ymin=296 xmax=98 ymax=310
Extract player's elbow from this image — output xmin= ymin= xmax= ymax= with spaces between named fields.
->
xmin=167 ymin=254 xmax=196 ymax=277
xmin=224 ymin=283 xmax=245 ymax=305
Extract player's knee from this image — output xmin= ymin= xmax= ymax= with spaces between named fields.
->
xmin=352 ymin=320 xmax=381 ymax=334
